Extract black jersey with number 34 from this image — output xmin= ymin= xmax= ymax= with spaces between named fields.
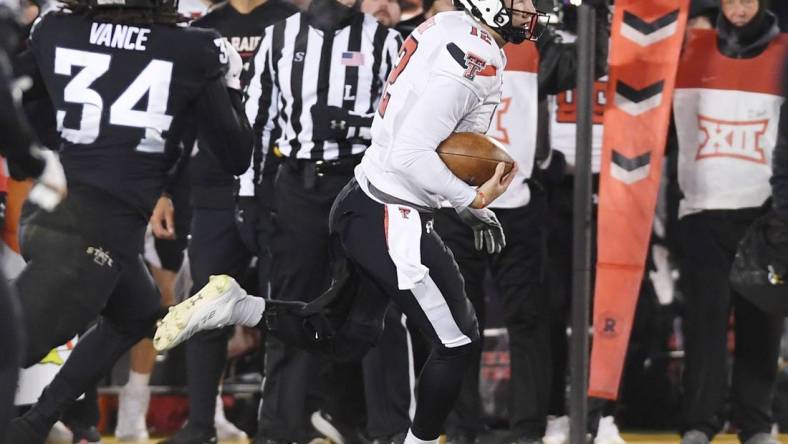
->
xmin=29 ymin=12 xmax=231 ymax=215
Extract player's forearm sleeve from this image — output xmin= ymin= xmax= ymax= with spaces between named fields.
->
xmin=195 ymin=78 xmax=253 ymax=176
xmin=387 ymin=74 xmax=478 ymax=208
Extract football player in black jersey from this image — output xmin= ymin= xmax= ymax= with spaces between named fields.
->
xmin=2 ymin=0 xmax=252 ymax=440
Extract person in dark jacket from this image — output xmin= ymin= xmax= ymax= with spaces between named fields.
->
xmin=673 ymin=1 xmax=786 ymax=443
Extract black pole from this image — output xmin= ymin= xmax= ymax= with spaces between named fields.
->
xmin=570 ymin=4 xmax=596 ymax=444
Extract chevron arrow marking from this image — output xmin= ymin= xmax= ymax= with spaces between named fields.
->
xmin=614 ymin=80 xmax=664 ymax=116
xmin=621 ymin=10 xmax=680 ymax=46
xmin=610 ymin=150 xmax=652 ymax=184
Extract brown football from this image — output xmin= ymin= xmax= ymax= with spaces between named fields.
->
xmin=437 ymin=132 xmax=515 ymax=186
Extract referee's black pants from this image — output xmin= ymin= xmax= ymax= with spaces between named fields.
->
xmin=329 ymin=180 xmax=480 ymax=441
xmin=9 ymin=184 xmax=162 ymax=440
xmin=184 ymin=204 xmax=255 ymax=430
xmin=259 ymin=165 xmax=412 ymax=442
xmin=678 ymin=208 xmax=783 ymax=442
xmin=0 ymin=272 xmax=21 ymax=440
xmin=437 ymin=189 xmax=552 ymax=440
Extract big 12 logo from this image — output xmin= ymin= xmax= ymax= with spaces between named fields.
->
xmin=696 ymin=115 xmax=769 ymax=164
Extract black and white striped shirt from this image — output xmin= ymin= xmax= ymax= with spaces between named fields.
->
xmin=239 ymin=10 xmax=401 ymax=195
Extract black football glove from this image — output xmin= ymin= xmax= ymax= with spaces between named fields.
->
xmin=456 ymin=207 xmax=506 ymax=254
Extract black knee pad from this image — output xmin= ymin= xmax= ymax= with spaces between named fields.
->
xmin=16 ymin=224 xmax=121 ymax=367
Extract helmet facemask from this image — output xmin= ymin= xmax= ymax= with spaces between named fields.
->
xmin=456 ymin=0 xmax=549 ymax=43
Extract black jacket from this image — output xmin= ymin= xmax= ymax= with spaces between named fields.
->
xmin=536 ymin=7 xmax=609 ymax=98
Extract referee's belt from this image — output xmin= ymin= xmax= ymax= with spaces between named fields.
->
xmin=283 ymin=154 xmax=362 ymax=178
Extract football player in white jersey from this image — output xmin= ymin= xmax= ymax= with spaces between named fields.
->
xmin=152 ymin=0 xmax=545 ymax=442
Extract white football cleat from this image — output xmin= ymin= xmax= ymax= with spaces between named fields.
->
xmin=543 ymin=415 xmax=569 ymax=444
xmin=214 ymin=395 xmax=247 ymax=441
xmin=594 ymin=416 xmax=625 ymax=444
xmin=154 ymin=275 xmax=247 ymax=351
xmin=114 ymin=385 xmax=150 ymax=442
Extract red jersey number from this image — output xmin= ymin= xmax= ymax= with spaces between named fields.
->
xmin=378 ymin=36 xmax=419 ymax=118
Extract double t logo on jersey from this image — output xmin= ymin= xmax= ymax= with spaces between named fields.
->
xmin=446 ymin=43 xmax=496 ymax=80
xmin=463 ymin=53 xmax=486 ymax=80
xmin=696 ymin=115 xmax=769 ymax=164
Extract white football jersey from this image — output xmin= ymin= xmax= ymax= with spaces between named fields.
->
xmin=357 ymin=11 xmax=506 ymax=209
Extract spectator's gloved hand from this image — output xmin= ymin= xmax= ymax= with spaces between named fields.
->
xmin=310 ymin=104 xmax=373 ymax=142
xmin=456 ymin=207 xmax=506 ymax=254
xmin=235 ymin=196 xmax=260 ymax=254
xmin=223 ymin=43 xmax=243 ymax=90
xmin=28 ymin=147 xmax=66 ymax=211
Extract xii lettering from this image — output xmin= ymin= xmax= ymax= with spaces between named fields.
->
xmin=696 ymin=115 xmax=769 ymax=164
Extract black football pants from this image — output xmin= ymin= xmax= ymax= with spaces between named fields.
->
xmin=679 ymin=208 xmax=783 ymax=442
xmin=259 ymin=166 xmax=412 ymax=442
xmin=184 ymin=206 xmax=255 ymax=430
xmin=437 ymin=189 xmax=552 ymax=440
xmin=13 ymin=184 xmax=162 ymax=431
xmin=329 ymin=180 xmax=481 ymax=441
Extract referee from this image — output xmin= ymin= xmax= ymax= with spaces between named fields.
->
xmin=241 ymin=0 xmax=405 ymax=441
